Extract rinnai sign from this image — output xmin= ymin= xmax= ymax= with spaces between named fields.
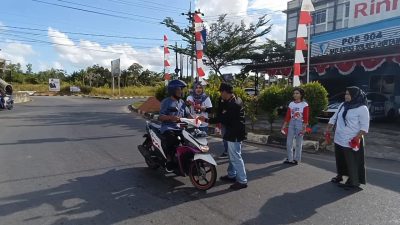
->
xmin=311 ymin=25 xmax=400 ymax=56
xmin=349 ymin=0 xmax=399 ymax=27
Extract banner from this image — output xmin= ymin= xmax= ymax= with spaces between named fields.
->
xmin=349 ymin=0 xmax=400 ymax=28
xmin=49 ymin=78 xmax=60 ymax=92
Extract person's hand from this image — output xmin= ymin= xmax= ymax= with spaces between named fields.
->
xmin=170 ymin=116 xmax=180 ymax=122
xmin=197 ymin=116 xmax=207 ymax=122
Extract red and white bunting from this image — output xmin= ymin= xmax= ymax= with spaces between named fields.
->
xmin=194 ymin=12 xmax=205 ymax=78
xmin=164 ymin=35 xmax=171 ymax=81
xmin=293 ymin=0 xmax=314 ymax=87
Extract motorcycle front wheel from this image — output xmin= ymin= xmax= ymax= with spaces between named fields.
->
xmin=189 ymin=160 xmax=217 ymax=191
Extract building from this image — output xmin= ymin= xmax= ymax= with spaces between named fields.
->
xmin=245 ymin=0 xmax=400 ymax=115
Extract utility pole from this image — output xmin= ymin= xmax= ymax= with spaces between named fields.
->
xmin=181 ymin=3 xmax=203 ymax=83
xmin=174 ymin=42 xmax=180 ymax=79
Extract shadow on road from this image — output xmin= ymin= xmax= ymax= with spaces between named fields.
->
xmin=242 ymin=182 xmax=358 ymax=225
xmin=0 ymin=167 xmax=229 ymax=224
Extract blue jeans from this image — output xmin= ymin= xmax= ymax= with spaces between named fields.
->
xmin=286 ymin=120 xmax=304 ymax=162
xmin=227 ymin=141 xmax=247 ymax=184
xmin=221 ymin=126 xmax=228 ymax=153
xmin=199 ymin=126 xmax=208 ymax=133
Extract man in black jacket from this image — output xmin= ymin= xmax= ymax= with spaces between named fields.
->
xmin=206 ymin=83 xmax=247 ymax=190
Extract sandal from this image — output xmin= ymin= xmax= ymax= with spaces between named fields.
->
xmin=331 ymin=176 xmax=343 ymax=183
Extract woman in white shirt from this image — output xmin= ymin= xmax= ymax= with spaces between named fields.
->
xmin=186 ymin=82 xmax=213 ymax=133
xmin=325 ymin=86 xmax=369 ymax=190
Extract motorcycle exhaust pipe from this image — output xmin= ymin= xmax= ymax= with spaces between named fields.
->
xmin=0 ymin=78 xmax=13 ymax=95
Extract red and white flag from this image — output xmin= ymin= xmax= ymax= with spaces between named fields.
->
xmin=293 ymin=0 xmax=314 ymax=87
xmin=164 ymin=35 xmax=171 ymax=81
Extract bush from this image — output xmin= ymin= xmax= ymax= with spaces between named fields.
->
xmin=79 ymin=86 xmax=92 ymax=94
xmin=155 ymin=85 xmax=167 ymax=101
xmin=259 ymin=85 xmax=284 ymax=132
xmin=301 ymin=82 xmax=329 ymax=126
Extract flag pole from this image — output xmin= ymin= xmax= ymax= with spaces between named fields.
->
xmin=307 ymin=24 xmax=311 ymax=83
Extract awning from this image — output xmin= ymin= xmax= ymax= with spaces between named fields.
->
xmin=265 ymin=54 xmax=400 ymax=77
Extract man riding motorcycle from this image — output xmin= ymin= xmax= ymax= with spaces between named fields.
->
xmin=158 ymin=79 xmax=190 ymax=172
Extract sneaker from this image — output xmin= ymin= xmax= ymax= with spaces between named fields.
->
xmin=219 ymin=152 xmax=229 ymax=159
xmin=220 ymin=175 xmax=236 ymax=183
xmin=229 ymin=182 xmax=248 ymax=190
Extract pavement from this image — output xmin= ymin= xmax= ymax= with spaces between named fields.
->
xmin=0 ymin=96 xmax=399 ymax=225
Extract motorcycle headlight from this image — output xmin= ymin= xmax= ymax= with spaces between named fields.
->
xmin=199 ymin=145 xmax=209 ymax=152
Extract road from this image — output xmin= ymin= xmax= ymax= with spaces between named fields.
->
xmin=0 ymin=96 xmax=399 ymax=225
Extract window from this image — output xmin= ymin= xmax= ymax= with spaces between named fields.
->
xmin=345 ymin=3 xmax=350 ymax=18
xmin=313 ymin=10 xmax=327 ymax=25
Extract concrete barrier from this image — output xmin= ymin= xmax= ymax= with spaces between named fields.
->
xmin=14 ymin=93 xmax=31 ymax=103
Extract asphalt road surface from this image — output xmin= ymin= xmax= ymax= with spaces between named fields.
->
xmin=0 ymin=96 xmax=399 ymax=225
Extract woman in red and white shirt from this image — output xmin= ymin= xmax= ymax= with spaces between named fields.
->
xmin=281 ymin=87 xmax=309 ymax=165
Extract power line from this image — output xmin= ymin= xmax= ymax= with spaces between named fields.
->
xmin=31 ymin=0 xmax=163 ymax=25
xmin=1 ymin=25 xmax=184 ymax=42
xmin=107 ymin=0 xmax=183 ymax=14
xmin=1 ymin=31 xmax=163 ymax=50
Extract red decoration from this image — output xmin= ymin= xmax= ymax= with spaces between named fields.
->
xmin=294 ymin=63 xmax=301 ymax=76
xmin=296 ymin=37 xmax=308 ymax=50
xmin=197 ymin=67 xmax=205 ymax=77
xmin=299 ymin=11 xmax=312 ymax=24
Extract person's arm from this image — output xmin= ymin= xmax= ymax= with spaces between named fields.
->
xmin=158 ymin=100 xmax=180 ymax=122
xmin=281 ymin=107 xmax=292 ymax=130
xmin=202 ymin=97 xmax=213 ymax=113
xmin=326 ymin=103 xmax=343 ymax=133
xmin=355 ymin=105 xmax=370 ymax=138
xmin=302 ymin=105 xmax=310 ymax=131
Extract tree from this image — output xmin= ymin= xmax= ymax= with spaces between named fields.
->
xmin=26 ymin=63 xmax=33 ymax=75
xmin=163 ymin=14 xmax=272 ymax=76
xmin=246 ymin=40 xmax=295 ymax=63
xmin=127 ymin=63 xmax=143 ymax=86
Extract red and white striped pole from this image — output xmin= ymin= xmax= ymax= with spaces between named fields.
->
xmin=194 ymin=13 xmax=205 ymax=79
xmin=293 ymin=0 xmax=314 ymax=87
xmin=164 ymin=35 xmax=171 ymax=83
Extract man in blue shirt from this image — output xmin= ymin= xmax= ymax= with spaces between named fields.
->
xmin=158 ymin=80 xmax=189 ymax=171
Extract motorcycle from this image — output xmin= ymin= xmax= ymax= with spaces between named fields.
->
xmin=138 ymin=117 xmax=217 ymax=191
xmin=0 ymin=94 xmax=14 ymax=110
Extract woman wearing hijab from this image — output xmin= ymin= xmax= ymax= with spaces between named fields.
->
xmin=325 ymin=86 xmax=370 ymax=190
xmin=186 ymin=81 xmax=213 ymax=132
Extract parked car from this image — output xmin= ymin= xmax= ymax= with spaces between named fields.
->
xmin=318 ymin=92 xmax=398 ymax=121
xmin=244 ymin=88 xmax=257 ymax=96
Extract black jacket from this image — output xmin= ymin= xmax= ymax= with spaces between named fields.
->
xmin=209 ymin=95 xmax=246 ymax=142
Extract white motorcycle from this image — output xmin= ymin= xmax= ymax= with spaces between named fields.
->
xmin=138 ymin=118 xmax=217 ymax=191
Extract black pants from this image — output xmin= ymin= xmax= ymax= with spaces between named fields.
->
xmin=334 ymin=140 xmax=366 ymax=186
xmin=162 ymin=130 xmax=181 ymax=159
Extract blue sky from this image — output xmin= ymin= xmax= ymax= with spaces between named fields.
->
xmin=0 ymin=0 xmax=289 ymax=74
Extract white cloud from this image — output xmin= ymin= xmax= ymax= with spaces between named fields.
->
xmin=47 ymin=28 xmax=164 ymax=72
xmin=249 ymin=0 xmax=291 ymax=11
xmin=0 ymin=41 xmax=36 ymax=66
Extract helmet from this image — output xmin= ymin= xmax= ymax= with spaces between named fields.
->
xmin=167 ymin=80 xmax=187 ymax=97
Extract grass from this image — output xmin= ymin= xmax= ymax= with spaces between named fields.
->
xmin=12 ymin=84 xmax=158 ymax=96
xmin=90 ymin=86 xmax=158 ymax=96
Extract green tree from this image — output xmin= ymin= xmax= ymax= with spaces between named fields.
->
xmin=26 ymin=63 xmax=33 ymax=75
xmin=163 ymin=14 xmax=271 ymax=76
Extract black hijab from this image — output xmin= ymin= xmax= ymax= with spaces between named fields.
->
xmin=342 ymin=86 xmax=367 ymax=125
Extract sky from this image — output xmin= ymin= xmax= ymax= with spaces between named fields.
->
xmin=0 ymin=0 xmax=291 ymax=74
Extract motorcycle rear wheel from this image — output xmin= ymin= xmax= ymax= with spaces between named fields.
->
xmin=189 ymin=160 xmax=217 ymax=191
